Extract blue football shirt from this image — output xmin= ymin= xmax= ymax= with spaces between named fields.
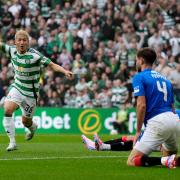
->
xmin=133 ymin=69 xmax=174 ymax=126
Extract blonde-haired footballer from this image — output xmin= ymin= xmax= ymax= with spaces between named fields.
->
xmin=0 ymin=30 xmax=73 ymax=151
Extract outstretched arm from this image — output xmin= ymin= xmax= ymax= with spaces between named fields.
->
xmin=48 ymin=61 xmax=73 ymax=78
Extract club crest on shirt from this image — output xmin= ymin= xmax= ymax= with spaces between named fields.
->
xmin=134 ymin=86 xmax=139 ymax=93
xmin=25 ymin=59 xmax=30 ymax=64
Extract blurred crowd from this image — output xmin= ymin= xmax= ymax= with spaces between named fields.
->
xmin=0 ymin=0 xmax=180 ymax=109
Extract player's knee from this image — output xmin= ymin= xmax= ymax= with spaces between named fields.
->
xmin=4 ymin=102 xmax=18 ymax=116
xmin=127 ymin=159 xmax=131 ymax=166
xmin=127 ymin=157 xmax=135 ymax=166
xmin=127 ymin=155 xmax=142 ymax=166
xmin=4 ymin=108 xmax=13 ymax=117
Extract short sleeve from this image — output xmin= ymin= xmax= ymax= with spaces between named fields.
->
xmin=40 ymin=56 xmax=51 ymax=67
xmin=132 ymin=74 xmax=145 ymax=97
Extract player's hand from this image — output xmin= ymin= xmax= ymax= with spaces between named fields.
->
xmin=133 ymin=131 xmax=141 ymax=146
xmin=64 ymin=70 xmax=73 ymax=79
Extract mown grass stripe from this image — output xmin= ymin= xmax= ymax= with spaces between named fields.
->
xmin=0 ymin=155 xmax=128 ymax=161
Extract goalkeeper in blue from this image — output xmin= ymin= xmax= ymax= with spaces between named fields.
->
xmin=0 ymin=30 xmax=73 ymax=151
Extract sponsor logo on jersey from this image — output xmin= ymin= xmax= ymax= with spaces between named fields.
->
xmin=25 ymin=59 xmax=30 ymax=64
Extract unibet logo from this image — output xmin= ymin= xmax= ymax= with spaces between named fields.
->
xmin=78 ymin=109 xmax=101 ymax=135
xmin=14 ymin=111 xmax=71 ymax=129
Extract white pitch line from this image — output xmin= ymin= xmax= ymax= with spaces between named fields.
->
xmin=0 ymin=155 xmax=128 ymax=161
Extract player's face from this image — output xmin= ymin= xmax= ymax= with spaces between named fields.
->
xmin=15 ymin=34 xmax=29 ymax=54
xmin=135 ymin=56 xmax=142 ymax=72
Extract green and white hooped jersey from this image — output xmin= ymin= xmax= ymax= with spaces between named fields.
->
xmin=1 ymin=44 xmax=51 ymax=98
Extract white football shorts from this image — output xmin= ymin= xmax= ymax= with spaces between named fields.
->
xmin=5 ymin=87 xmax=36 ymax=118
xmin=134 ymin=111 xmax=180 ymax=155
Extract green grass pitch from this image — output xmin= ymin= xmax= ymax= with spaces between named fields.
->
xmin=0 ymin=134 xmax=179 ymax=180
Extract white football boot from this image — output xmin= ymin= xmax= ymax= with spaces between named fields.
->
xmin=81 ymin=134 xmax=96 ymax=150
xmin=6 ymin=143 xmax=17 ymax=151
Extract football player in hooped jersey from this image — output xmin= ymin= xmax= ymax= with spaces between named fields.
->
xmin=127 ymin=47 xmax=180 ymax=168
xmin=0 ymin=30 xmax=73 ymax=151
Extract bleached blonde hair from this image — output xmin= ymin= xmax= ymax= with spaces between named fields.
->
xmin=15 ymin=30 xmax=30 ymax=41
